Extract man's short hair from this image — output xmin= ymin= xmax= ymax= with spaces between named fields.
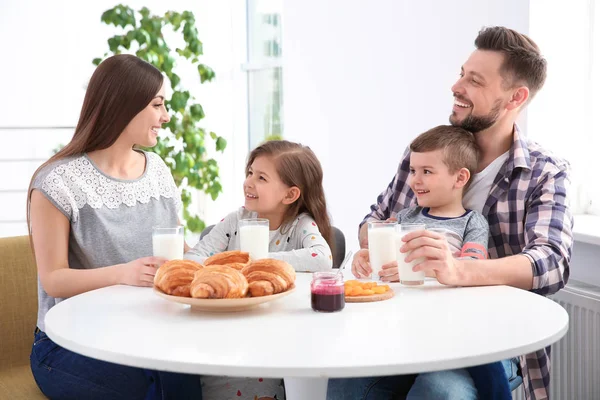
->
xmin=475 ymin=26 xmax=547 ymax=100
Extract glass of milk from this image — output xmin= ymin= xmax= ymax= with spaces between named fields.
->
xmin=396 ymin=223 xmax=426 ymax=286
xmin=239 ymin=218 xmax=269 ymax=260
xmin=368 ymin=221 xmax=397 ymax=281
xmin=152 ymin=225 xmax=185 ymax=260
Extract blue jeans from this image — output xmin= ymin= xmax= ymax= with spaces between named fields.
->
xmin=327 ymin=359 xmax=519 ymax=400
xmin=30 ymin=329 xmax=203 ymax=400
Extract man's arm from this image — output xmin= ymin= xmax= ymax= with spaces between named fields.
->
xmin=460 ymin=165 xmax=572 ymax=292
xmin=459 ymin=254 xmax=534 ymax=290
xmin=409 ymin=163 xmax=573 ymax=294
xmin=358 ymin=148 xmax=412 ymax=248
xmin=519 ymin=165 xmax=573 ymax=295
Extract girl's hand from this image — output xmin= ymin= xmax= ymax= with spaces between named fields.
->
xmin=117 ymin=257 xmax=167 ymax=287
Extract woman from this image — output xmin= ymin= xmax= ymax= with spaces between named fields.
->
xmin=27 ymin=54 xmax=202 ymax=399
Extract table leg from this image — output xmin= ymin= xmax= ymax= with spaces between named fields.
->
xmin=284 ymin=377 xmax=328 ymax=400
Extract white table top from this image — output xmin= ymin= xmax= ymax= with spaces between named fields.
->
xmin=45 ymin=272 xmax=569 ymax=378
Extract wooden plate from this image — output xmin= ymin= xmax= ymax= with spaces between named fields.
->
xmin=153 ymin=285 xmax=296 ymax=312
xmin=345 ymin=290 xmax=394 ymax=303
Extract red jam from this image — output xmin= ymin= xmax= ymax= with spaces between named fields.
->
xmin=311 ymin=272 xmax=345 ymax=313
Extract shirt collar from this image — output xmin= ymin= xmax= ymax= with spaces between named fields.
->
xmin=506 ymin=124 xmax=531 ymax=172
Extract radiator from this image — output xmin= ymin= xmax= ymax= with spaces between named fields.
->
xmin=512 ymin=280 xmax=600 ymax=400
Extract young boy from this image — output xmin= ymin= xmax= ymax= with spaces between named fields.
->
xmin=350 ymin=124 xmax=512 ymax=400
xmin=396 ymin=124 xmax=489 ymax=262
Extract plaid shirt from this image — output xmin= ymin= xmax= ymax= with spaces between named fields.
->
xmin=361 ymin=125 xmax=573 ymax=400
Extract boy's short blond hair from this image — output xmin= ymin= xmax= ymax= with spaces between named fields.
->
xmin=409 ymin=125 xmax=480 ymax=187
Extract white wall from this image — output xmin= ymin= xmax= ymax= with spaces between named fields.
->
xmin=282 ymin=0 xmax=530 ymax=250
xmin=0 ymin=0 xmax=248 ymax=238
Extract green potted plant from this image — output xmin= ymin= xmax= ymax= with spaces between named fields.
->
xmin=94 ymin=4 xmax=227 ymax=233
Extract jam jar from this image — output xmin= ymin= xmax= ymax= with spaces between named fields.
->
xmin=310 ymin=272 xmax=345 ymax=312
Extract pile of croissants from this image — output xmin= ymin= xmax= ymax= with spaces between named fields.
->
xmin=154 ymin=250 xmax=296 ymax=299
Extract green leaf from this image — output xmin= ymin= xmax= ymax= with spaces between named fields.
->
xmin=186 ymin=215 xmax=206 ymax=233
xmin=108 ymin=36 xmax=122 ymax=53
xmin=101 ymin=9 xmax=116 ymax=25
xmin=190 ymin=104 xmax=205 ymax=120
xmin=197 ymin=64 xmax=216 ymax=83
xmin=135 ymin=30 xmax=147 ymax=45
xmin=169 ymin=91 xmax=190 ymax=112
xmin=176 ymin=47 xmax=192 ymax=59
xmin=209 ymin=131 xmax=217 ymax=140
xmin=163 ymin=55 xmax=175 ymax=73
xmin=169 ymin=73 xmax=181 ymax=88
xmin=166 ymin=11 xmax=183 ymax=30
xmin=92 ymin=58 xmax=103 ymax=66
xmin=208 ymin=181 xmax=222 ymax=201
xmin=216 ymin=137 xmax=227 ymax=152
xmin=188 ymin=39 xmax=203 ymax=55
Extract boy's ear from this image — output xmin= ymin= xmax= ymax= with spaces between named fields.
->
xmin=282 ymin=186 xmax=301 ymax=205
xmin=455 ymin=168 xmax=471 ymax=189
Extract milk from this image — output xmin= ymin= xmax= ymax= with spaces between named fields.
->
xmin=368 ymin=228 xmax=396 ymax=281
xmin=153 ymin=234 xmax=184 ymax=260
xmin=395 ymin=224 xmax=426 ymax=285
xmin=240 ymin=224 xmax=269 ymax=260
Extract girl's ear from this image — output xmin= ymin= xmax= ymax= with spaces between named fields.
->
xmin=455 ymin=168 xmax=471 ymax=189
xmin=282 ymin=186 xmax=301 ymax=205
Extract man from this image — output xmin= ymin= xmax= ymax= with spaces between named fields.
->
xmin=348 ymin=26 xmax=573 ymax=400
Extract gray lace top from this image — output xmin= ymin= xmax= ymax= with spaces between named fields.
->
xmin=31 ymin=151 xmax=181 ymax=331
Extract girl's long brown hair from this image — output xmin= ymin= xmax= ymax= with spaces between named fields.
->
xmin=27 ymin=54 xmax=164 ymax=235
xmin=246 ymin=140 xmax=334 ymax=251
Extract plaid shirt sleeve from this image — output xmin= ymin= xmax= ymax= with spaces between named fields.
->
xmin=360 ymin=147 xmax=412 ymax=228
xmin=521 ymin=160 xmax=573 ymax=296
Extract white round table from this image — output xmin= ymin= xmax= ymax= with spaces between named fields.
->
xmin=45 ymin=272 xmax=568 ymax=400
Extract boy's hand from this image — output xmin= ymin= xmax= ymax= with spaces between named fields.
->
xmin=379 ymin=260 xmax=399 ymax=282
xmin=400 ymin=230 xmax=463 ymax=286
xmin=351 ymin=249 xmax=372 ymax=278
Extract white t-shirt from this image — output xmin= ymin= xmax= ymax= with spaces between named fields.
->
xmin=463 ymin=151 xmax=510 ymax=213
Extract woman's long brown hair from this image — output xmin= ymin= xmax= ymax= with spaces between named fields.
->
xmin=246 ymin=140 xmax=334 ymax=251
xmin=26 ymin=54 xmax=164 ymax=236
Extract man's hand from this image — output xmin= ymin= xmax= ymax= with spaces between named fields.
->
xmin=401 ymin=230 xmax=464 ymax=286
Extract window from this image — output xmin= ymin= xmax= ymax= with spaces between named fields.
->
xmin=529 ymin=0 xmax=600 ymax=214
xmin=244 ymin=0 xmax=284 ymax=149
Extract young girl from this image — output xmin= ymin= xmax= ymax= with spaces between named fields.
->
xmin=186 ymin=140 xmax=334 ymax=272
xmin=186 ymin=140 xmax=334 ymax=400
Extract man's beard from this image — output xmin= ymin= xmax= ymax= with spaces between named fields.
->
xmin=450 ymin=99 xmax=502 ymax=133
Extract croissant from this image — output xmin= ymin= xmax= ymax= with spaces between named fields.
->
xmin=154 ymin=260 xmax=204 ymax=297
xmin=241 ymin=259 xmax=296 ymax=297
xmin=204 ymin=250 xmax=251 ymax=270
xmin=190 ymin=265 xmax=249 ymax=299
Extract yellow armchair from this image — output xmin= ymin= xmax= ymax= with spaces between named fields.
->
xmin=0 ymin=236 xmax=46 ymax=398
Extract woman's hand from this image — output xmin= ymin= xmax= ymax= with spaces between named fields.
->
xmin=117 ymin=257 xmax=167 ymax=287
